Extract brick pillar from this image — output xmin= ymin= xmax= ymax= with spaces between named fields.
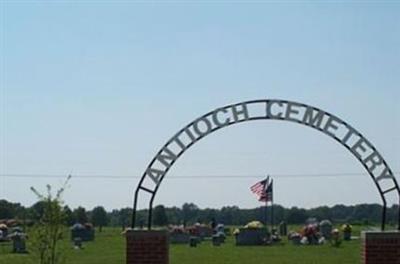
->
xmin=361 ymin=231 xmax=400 ymax=264
xmin=126 ymin=230 xmax=169 ymax=264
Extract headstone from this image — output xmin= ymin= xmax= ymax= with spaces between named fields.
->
xmin=189 ymin=236 xmax=197 ymax=247
xmin=215 ymin=224 xmax=226 ymax=243
xmin=343 ymin=231 xmax=351 ymax=241
xmin=71 ymin=223 xmax=95 ymax=242
xmin=13 ymin=239 xmax=26 ymax=253
xmin=212 ymin=235 xmax=221 ymax=246
xmin=11 ymin=232 xmax=27 ymax=253
xmin=319 ymin=220 xmax=333 ymax=239
xmin=235 ymin=228 xmax=269 ymax=246
xmin=0 ymin=224 xmax=8 ymax=241
xmin=341 ymin=224 xmax=352 ymax=241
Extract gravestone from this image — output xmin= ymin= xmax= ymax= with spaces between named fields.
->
xmin=10 ymin=231 xmax=27 ymax=254
xmin=342 ymin=224 xmax=352 ymax=241
xmin=189 ymin=237 xmax=197 ymax=247
xmin=319 ymin=220 xmax=333 ymax=239
xmin=215 ymin=224 xmax=226 ymax=243
xmin=235 ymin=228 xmax=269 ymax=246
xmin=13 ymin=238 xmax=26 ymax=253
xmin=71 ymin=223 xmax=95 ymax=242
xmin=0 ymin=224 xmax=8 ymax=241
xmin=279 ymin=221 xmax=287 ymax=236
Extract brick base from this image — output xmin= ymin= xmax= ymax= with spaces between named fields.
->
xmin=361 ymin=231 xmax=400 ymax=264
xmin=126 ymin=230 xmax=169 ymax=264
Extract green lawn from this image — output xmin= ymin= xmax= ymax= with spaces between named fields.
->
xmin=0 ymin=226 xmax=373 ymax=264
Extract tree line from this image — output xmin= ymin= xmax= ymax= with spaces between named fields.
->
xmin=1 ymin=199 xmax=398 ymax=229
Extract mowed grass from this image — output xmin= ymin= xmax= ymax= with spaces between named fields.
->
xmin=0 ymin=226 xmax=374 ymax=264
xmin=171 ymin=237 xmax=360 ymax=264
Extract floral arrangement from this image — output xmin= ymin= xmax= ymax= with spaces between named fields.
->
xmin=244 ymin=221 xmax=264 ymax=229
xmin=341 ymin=224 xmax=352 ymax=233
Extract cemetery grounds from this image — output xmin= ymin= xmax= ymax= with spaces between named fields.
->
xmin=0 ymin=225 xmax=373 ymax=264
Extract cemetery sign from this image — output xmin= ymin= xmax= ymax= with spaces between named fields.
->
xmin=132 ymin=99 xmax=400 ymax=231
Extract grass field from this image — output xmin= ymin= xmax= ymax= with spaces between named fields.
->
xmin=0 ymin=226 xmax=376 ymax=264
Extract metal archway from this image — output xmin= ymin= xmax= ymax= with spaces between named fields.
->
xmin=132 ymin=99 xmax=400 ymax=231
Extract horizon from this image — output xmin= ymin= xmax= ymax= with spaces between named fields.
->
xmin=1 ymin=196 xmax=394 ymax=212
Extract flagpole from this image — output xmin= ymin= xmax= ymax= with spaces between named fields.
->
xmin=271 ymin=182 xmax=274 ymax=232
xmin=264 ymin=175 xmax=269 ymax=231
xmin=251 ymin=176 xmax=270 ymax=231
xmin=265 ymin=176 xmax=269 ymax=230
xmin=265 ymin=197 xmax=268 ymax=230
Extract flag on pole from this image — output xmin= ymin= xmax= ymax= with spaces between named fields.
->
xmin=250 ymin=176 xmax=270 ymax=201
xmin=259 ymin=179 xmax=273 ymax=203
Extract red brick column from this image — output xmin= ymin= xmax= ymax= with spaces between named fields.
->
xmin=361 ymin=231 xmax=400 ymax=264
xmin=126 ymin=230 xmax=169 ymax=264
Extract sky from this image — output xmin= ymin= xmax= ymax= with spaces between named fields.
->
xmin=1 ymin=1 xmax=399 ymax=211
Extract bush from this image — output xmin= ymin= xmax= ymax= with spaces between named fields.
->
xmin=30 ymin=176 xmax=71 ymax=264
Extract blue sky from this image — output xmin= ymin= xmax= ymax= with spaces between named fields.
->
xmin=1 ymin=1 xmax=399 ymax=211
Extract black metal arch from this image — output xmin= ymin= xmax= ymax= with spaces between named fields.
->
xmin=132 ymin=99 xmax=400 ymax=231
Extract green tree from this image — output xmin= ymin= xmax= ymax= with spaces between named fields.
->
xmin=153 ymin=205 xmax=168 ymax=227
xmin=220 ymin=206 xmax=240 ymax=225
xmin=30 ymin=176 xmax=70 ymax=264
xmin=63 ymin=206 xmax=74 ymax=226
xmin=30 ymin=201 xmax=46 ymax=221
xmin=0 ymin=199 xmax=16 ymax=219
xmin=165 ymin=206 xmax=182 ymax=225
xmin=73 ymin=207 xmax=88 ymax=224
xmin=91 ymin=206 xmax=108 ymax=232
xmin=119 ymin=208 xmax=132 ymax=228
xmin=182 ymin=203 xmax=199 ymax=225
xmin=309 ymin=206 xmax=332 ymax=220
xmin=286 ymin=207 xmax=308 ymax=224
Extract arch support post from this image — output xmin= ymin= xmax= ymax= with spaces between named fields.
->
xmin=362 ymin=231 xmax=400 ymax=264
xmin=394 ymin=194 xmax=400 ymax=231
xmin=125 ymin=230 xmax=169 ymax=264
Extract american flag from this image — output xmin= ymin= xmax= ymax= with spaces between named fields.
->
xmin=259 ymin=179 xmax=273 ymax=202
xmin=250 ymin=176 xmax=271 ymax=201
